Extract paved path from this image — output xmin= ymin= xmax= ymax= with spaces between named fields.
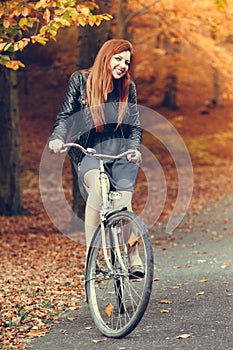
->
xmin=29 ymin=194 xmax=233 ymax=350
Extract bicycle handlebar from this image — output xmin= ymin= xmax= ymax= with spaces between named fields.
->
xmin=62 ymin=142 xmax=136 ymax=160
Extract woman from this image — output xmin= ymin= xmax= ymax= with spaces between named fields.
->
xmin=49 ymin=39 xmax=143 ymax=276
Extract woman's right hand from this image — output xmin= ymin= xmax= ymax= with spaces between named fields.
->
xmin=48 ymin=139 xmax=64 ymax=153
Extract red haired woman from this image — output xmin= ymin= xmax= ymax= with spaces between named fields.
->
xmin=49 ymin=39 xmax=143 ymax=276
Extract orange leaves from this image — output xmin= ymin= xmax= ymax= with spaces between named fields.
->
xmin=159 ymin=299 xmax=172 ymax=304
xmin=128 ymin=232 xmax=138 ymax=247
xmin=0 ymin=229 xmax=86 ymax=348
xmin=21 ymin=6 xmax=31 ymax=18
xmin=0 ymin=0 xmax=112 ymax=69
xmin=105 ymin=303 xmax=113 ymax=317
xmin=3 ymin=19 xmax=11 ymax=29
xmin=43 ymin=8 xmax=51 ymax=23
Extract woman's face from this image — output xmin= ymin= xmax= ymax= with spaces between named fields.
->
xmin=110 ymin=50 xmax=131 ymax=79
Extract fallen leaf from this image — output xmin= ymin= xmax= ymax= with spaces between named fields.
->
xmin=221 ymin=262 xmax=230 ymax=268
xmin=160 ymin=309 xmax=169 ymax=313
xmin=105 ymin=303 xmax=113 ymax=317
xmin=196 ymin=291 xmax=205 ymax=296
xmin=27 ymin=330 xmax=46 ymax=338
xmin=67 ymin=317 xmax=76 ymax=321
xmin=92 ymin=338 xmax=107 ymax=343
xmin=212 ymin=235 xmax=223 ymax=241
xmin=211 ymin=231 xmax=217 ymax=236
xmin=159 ymin=299 xmax=172 ymax=304
xmin=128 ymin=232 xmax=138 ymax=247
xmin=176 ymin=333 xmax=191 ymax=339
xmin=198 ymin=279 xmax=208 ymax=283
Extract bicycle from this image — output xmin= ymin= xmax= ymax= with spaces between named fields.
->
xmin=62 ymin=142 xmax=154 ymax=338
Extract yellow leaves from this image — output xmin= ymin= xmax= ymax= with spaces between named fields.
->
xmin=13 ymin=38 xmax=30 ymax=51
xmin=31 ymin=35 xmax=48 ymax=45
xmin=34 ymin=0 xmax=48 ymax=10
xmin=21 ymin=6 xmax=31 ymax=17
xmin=1 ymin=42 xmax=12 ymax=51
xmin=78 ymin=16 xmax=88 ymax=27
xmin=0 ymin=0 xmax=112 ymax=70
xmin=43 ymin=8 xmax=51 ymax=23
xmin=4 ymin=59 xmax=25 ymax=70
xmin=79 ymin=6 xmax=90 ymax=16
xmin=19 ymin=17 xmax=28 ymax=29
xmin=3 ymin=19 xmax=10 ymax=28
xmin=198 ymin=279 xmax=208 ymax=283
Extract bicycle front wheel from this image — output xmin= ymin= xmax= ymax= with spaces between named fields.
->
xmin=85 ymin=210 xmax=154 ymax=338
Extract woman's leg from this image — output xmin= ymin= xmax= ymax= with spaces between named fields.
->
xmin=113 ymin=190 xmax=143 ymax=273
xmin=112 ymin=190 xmax=133 ymax=211
xmin=84 ymin=169 xmax=109 ymax=250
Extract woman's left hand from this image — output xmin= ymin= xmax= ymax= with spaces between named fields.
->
xmin=127 ymin=149 xmax=142 ymax=164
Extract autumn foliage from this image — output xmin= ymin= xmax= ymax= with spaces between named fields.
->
xmin=1 ymin=0 xmax=233 ymax=349
xmin=0 ymin=0 xmax=111 ymax=69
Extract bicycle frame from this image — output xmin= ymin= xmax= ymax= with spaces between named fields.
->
xmin=62 ymin=143 xmax=135 ymax=273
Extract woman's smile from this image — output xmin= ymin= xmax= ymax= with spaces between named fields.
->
xmin=110 ymin=50 xmax=131 ymax=79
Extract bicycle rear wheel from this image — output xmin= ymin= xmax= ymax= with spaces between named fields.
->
xmin=85 ymin=210 xmax=154 ymax=338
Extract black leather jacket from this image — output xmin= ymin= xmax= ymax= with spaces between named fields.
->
xmin=50 ymin=71 xmax=142 ymax=164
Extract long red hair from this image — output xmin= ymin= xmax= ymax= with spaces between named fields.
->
xmin=86 ymin=39 xmax=134 ymax=132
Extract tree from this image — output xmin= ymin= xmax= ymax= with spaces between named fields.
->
xmin=0 ymin=65 xmax=23 ymax=214
xmin=71 ymin=0 xmax=112 ymax=227
xmin=0 ymin=0 xmax=111 ymax=215
xmin=77 ymin=1 xmax=112 ymax=70
xmin=114 ymin=0 xmax=233 ymax=108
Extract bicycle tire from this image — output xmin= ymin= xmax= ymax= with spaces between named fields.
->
xmin=85 ymin=210 xmax=154 ymax=338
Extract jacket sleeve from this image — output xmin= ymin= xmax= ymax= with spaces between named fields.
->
xmin=49 ymin=72 xmax=83 ymax=142
xmin=125 ymin=81 xmax=142 ymax=150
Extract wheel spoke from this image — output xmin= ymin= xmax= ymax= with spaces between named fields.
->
xmin=86 ymin=211 xmax=154 ymax=338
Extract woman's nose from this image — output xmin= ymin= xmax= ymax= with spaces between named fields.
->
xmin=119 ymin=61 xmax=127 ymax=69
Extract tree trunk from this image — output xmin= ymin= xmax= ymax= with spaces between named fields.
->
xmin=0 ymin=66 xmax=23 ymax=215
xmin=70 ymin=0 xmax=112 ymax=229
xmin=117 ymin=0 xmax=132 ymax=40
xmin=162 ymin=36 xmax=179 ymax=110
xmin=163 ymin=73 xmax=178 ymax=110
xmin=76 ymin=1 xmax=112 ymax=70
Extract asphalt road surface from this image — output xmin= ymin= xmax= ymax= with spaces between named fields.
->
xmin=29 ymin=194 xmax=233 ymax=350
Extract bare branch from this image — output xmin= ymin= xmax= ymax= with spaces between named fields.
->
xmin=124 ymin=0 xmax=160 ymax=27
